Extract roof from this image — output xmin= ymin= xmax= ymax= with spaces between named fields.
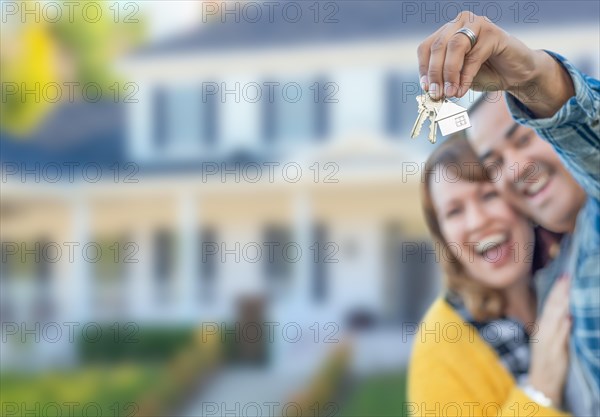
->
xmin=1 ymin=102 xmax=127 ymax=167
xmin=436 ymin=101 xmax=467 ymax=120
xmin=133 ymin=0 xmax=600 ymax=58
xmin=0 ymin=101 xmax=275 ymax=181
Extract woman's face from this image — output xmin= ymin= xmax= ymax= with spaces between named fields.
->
xmin=430 ymin=171 xmax=534 ymax=290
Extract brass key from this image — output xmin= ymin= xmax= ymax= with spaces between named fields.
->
xmin=411 ymin=93 xmax=443 ymax=143
xmin=428 ymin=110 xmax=439 ymax=144
xmin=410 ymin=95 xmax=428 ymax=138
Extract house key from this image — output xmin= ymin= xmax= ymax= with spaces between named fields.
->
xmin=410 ymin=95 xmax=429 ymax=138
xmin=411 ymin=94 xmax=443 ymax=143
xmin=435 ymin=100 xmax=471 ymax=136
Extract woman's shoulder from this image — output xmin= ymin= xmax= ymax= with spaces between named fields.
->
xmin=410 ymin=296 xmax=516 ymax=378
xmin=411 ymin=296 xmax=483 ymax=356
xmin=409 ymin=297 xmax=513 ymax=390
xmin=419 ymin=296 xmax=464 ymax=327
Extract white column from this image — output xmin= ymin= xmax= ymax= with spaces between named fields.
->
xmin=272 ymin=190 xmax=315 ymax=329
xmin=294 ymin=191 xmax=313 ymax=315
xmin=128 ymin=228 xmax=153 ymax=322
xmin=68 ymin=193 xmax=92 ymax=323
xmin=177 ymin=192 xmax=199 ymax=322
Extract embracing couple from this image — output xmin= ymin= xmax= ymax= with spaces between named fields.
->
xmin=408 ymin=13 xmax=599 ymax=417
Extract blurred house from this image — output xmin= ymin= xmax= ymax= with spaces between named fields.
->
xmin=2 ymin=1 xmax=599 ymax=375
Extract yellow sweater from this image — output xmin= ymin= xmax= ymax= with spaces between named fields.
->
xmin=408 ymin=298 xmax=570 ymax=417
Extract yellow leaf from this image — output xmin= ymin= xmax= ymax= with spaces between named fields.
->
xmin=2 ymin=19 xmax=59 ymax=136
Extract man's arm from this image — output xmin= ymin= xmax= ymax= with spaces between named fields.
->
xmin=417 ymin=13 xmax=600 ymax=198
xmin=505 ymin=50 xmax=575 ymax=118
xmin=416 ymin=11 xmax=577 ymax=118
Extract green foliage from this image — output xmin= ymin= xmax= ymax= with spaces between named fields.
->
xmin=77 ymin=325 xmax=197 ymax=363
xmin=338 ymin=372 xmax=408 ymax=417
xmin=49 ymin=0 xmax=145 ymax=86
xmin=1 ymin=0 xmax=146 ymax=135
xmin=0 ymin=364 xmax=161 ymax=416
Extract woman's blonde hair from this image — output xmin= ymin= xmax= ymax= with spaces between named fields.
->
xmin=421 ymin=134 xmax=504 ymax=321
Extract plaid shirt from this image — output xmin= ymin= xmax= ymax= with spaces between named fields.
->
xmin=444 ymin=291 xmax=531 ymax=385
xmin=506 ymin=52 xmax=600 ymax=403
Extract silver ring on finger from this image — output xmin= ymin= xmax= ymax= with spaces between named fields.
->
xmin=455 ymin=27 xmax=478 ymax=49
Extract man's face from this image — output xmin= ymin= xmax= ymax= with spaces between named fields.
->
xmin=468 ymin=96 xmax=585 ymax=233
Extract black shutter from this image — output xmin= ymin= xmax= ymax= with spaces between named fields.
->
xmin=153 ymin=86 xmax=167 ymax=148
xmin=314 ymin=77 xmax=329 ymax=140
xmin=203 ymin=89 xmax=218 ymax=147
xmin=385 ymin=72 xmax=401 ymax=136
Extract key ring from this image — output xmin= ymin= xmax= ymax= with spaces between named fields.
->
xmin=426 ymin=91 xmax=445 ymax=103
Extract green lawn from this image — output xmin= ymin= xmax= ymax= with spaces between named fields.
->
xmin=1 ymin=326 xmax=222 ymax=416
xmin=338 ymin=371 xmax=408 ymax=417
xmin=1 ymin=364 xmax=161 ymax=416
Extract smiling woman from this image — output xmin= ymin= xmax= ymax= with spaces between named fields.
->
xmin=408 ymin=134 xmax=572 ymax=416
xmin=420 ymin=135 xmax=535 ymax=321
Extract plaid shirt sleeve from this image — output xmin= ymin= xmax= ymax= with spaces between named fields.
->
xmin=506 ymin=52 xmax=600 ymax=401
xmin=505 ymin=51 xmax=600 ymax=201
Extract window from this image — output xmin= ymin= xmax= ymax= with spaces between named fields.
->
xmin=220 ymin=77 xmax=262 ymax=151
xmin=166 ymin=87 xmax=202 ymax=148
xmin=312 ymin=223 xmax=328 ymax=303
xmin=385 ymin=71 xmax=419 ymax=139
xmin=262 ymin=88 xmax=276 ymax=143
xmin=1 ymin=242 xmax=14 ymax=322
xmin=399 ymin=239 xmax=439 ymax=323
xmin=0 ymin=239 xmax=54 ymax=322
xmin=92 ymin=237 xmax=130 ymax=281
xmin=154 ymin=229 xmax=175 ymax=302
xmin=385 ymin=72 xmax=402 ymax=136
xmin=92 ymin=236 xmax=131 ymax=315
xmin=455 ymin=114 xmax=468 ymax=127
xmin=332 ymin=69 xmax=384 ymax=137
xmin=314 ymin=76 xmax=330 ymax=140
xmin=266 ymin=79 xmax=317 ymax=145
xmin=153 ymin=85 xmax=218 ymax=153
xmin=263 ymin=226 xmax=293 ymax=296
xmin=153 ymin=86 xmax=167 ymax=148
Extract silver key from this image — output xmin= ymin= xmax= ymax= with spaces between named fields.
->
xmin=410 ymin=96 xmax=428 ymax=138
xmin=425 ymin=101 xmax=441 ymax=144
xmin=428 ymin=111 xmax=438 ymax=144
xmin=425 ymin=95 xmax=444 ymax=116
xmin=411 ymin=94 xmax=443 ymax=142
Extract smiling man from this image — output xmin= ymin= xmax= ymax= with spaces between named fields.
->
xmin=468 ymin=95 xmax=586 ymax=235
xmin=417 ymin=11 xmax=600 ymax=416
xmin=468 ymin=93 xmax=593 ymax=415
